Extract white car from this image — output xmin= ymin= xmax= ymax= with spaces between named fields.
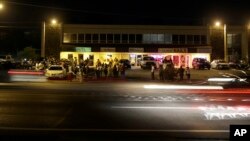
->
xmin=140 ymin=56 xmax=158 ymax=69
xmin=210 ymin=59 xmax=229 ymax=69
xmin=45 ymin=65 xmax=66 ymax=78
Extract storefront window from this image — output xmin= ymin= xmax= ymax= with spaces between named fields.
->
xmin=136 ymin=34 xmax=142 ymax=43
xmin=63 ymin=33 xmax=77 ymax=43
xmin=114 ymin=34 xmax=121 ymax=43
xmin=78 ymin=34 xmax=84 ymax=43
xmin=201 ymin=35 xmax=207 ymax=44
xmin=122 ymin=34 xmax=128 ymax=43
xmin=142 ymin=34 xmax=150 ymax=43
xmin=107 ymin=34 xmax=113 ymax=43
xmin=68 ymin=54 xmax=73 ymax=60
xmin=173 ymin=56 xmax=179 ymax=66
xmin=164 ymin=34 xmax=172 ymax=44
xmin=179 ymin=35 xmax=185 ymax=44
xmin=187 ymin=35 xmax=193 ymax=44
xmin=89 ymin=55 xmax=94 ymax=66
xmin=85 ymin=34 xmax=91 ymax=43
xmin=194 ymin=35 xmax=200 ymax=44
xmin=92 ymin=34 xmax=99 ymax=43
xmin=129 ymin=34 xmax=135 ymax=43
xmin=172 ymin=35 xmax=179 ymax=44
xmin=100 ymin=34 xmax=106 ymax=43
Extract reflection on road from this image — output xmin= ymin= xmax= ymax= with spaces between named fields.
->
xmin=199 ymin=105 xmax=250 ymax=120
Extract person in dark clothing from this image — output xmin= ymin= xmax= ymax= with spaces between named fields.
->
xmin=113 ymin=65 xmax=118 ymax=78
xmin=178 ymin=66 xmax=185 ymax=80
xmin=159 ymin=65 xmax=164 ymax=81
xmin=120 ymin=64 xmax=125 ymax=79
xmin=186 ymin=67 xmax=191 ymax=80
xmin=103 ymin=64 xmax=108 ymax=78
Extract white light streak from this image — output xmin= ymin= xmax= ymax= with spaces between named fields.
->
xmin=111 ymin=106 xmax=197 ymax=110
xmin=207 ymin=78 xmax=236 ymax=82
xmin=143 ymin=85 xmax=223 ymax=90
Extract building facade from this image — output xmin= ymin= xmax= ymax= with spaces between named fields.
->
xmin=43 ymin=24 xmax=249 ymax=68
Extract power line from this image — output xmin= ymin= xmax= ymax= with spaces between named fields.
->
xmin=6 ymin=1 xmax=145 ymax=18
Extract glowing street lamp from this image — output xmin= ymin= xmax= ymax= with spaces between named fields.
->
xmin=41 ymin=18 xmax=58 ymax=58
xmin=51 ymin=19 xmax=57 ymax=25
xmin=214 ymin=21 xmax=227 ymax=62
xmin=0 ymin=3 xmax=4 ymax=10
xmin=215 ymin=21 xmax=221 ymax=27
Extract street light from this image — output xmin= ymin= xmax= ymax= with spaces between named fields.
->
xmin=51 ymin=19 xmax=57 ymax=25
xmin=41 ymin=18 xmax=58 ymax=58
xmin=0 ymin=2 xmax=4 ymax=10
xmin=215 ymin=21 xmax=221 ymax=27
xmin=214 ymin=21 xmax=227 ymax=62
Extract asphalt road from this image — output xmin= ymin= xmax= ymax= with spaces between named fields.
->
xmin=0 ymin=82 xmax=249 ymax=141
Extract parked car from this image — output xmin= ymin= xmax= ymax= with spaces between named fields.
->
xmin=45 ymin=65 xmax=66 ymax=79
xmin=229 ymin=60 xmax=248 ymax=69
xmin=119 ymin=59 xmax=131 ymax=69
xmin=0 ymin=55 xmax=15 ymax=64
xmin=192 ymin=58 xmax=211 ymax=70
xmin=140 ymin=56 xmax=157 ymax=69
xmin=210 ymin=59 xmax=230 ymax=69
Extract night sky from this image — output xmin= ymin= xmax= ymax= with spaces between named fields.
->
xmin=1 ymin=0 xmax=250 ymax=25
xmin=0 ymin=0 xmax=249 ymax=55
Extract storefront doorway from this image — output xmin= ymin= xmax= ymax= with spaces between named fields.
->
xmin=129 ymin=54 xmax=142 ymax=66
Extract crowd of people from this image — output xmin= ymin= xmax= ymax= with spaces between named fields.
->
xmin=14 ymin=56 xmax=193 ymax=82
xmin=85 ymin=58 xmax=126 ymax=79
xmin=151 ymin=57 xmax=191 ymax=81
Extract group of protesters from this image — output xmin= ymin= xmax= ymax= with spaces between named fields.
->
xmin=93 ymin=58 xmax=126 ymax=79
xmin=151 ymin=58 xmax=191 ymax=81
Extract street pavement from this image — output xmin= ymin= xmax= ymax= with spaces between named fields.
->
xmin=0 ymin=82 xmax=249 ymax=141
xmin=77 ymin=67 xmax=236 ymax=85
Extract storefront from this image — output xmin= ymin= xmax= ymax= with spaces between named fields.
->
xmin=60 ymin=51 xmax=210 ymax=68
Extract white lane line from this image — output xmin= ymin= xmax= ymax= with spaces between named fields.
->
xmin=111 ymin=106 xmax=198 ymax=110
xmin=0 ymin=127 xmax=229 ymax=133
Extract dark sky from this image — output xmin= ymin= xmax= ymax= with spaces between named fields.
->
xmin=1 ymin=0 xmax=250 ymax=25
xmin=1 ymin=0 xmax=249 ymax=55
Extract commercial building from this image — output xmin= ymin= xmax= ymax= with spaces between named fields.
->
xmin=43 ymin=24 xmax=249 ymax=68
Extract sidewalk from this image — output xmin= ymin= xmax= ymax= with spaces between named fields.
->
xmin=56 ymin=68 xmax=224 ymax=84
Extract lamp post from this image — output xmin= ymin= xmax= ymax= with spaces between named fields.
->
xmin=41 ymin=18 xmax=58 ymax=58
xmin=214 ymin=21 xmax=227 ymax=61
xmin=223 ymin=24 xmax=227 ymax=62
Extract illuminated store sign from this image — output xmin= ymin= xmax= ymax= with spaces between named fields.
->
xmin=75 ymin=47 xmax=91 ymax=52
xmin=100 ymin=47 xmax=116 ymax=52
xmin=197 ymin=48 xmax=212 ymax=53
xmin=129 ymin=48 xmax=144 ymax=52
xmin=158 ymin=48 xmax=187 ymax=53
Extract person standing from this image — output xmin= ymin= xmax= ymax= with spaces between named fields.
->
xmin=120 ymin=64 xmax=126 ymax=79
xmin=186 ymin=67 xmax=191 ymax=81
xmin=178 ymin=66 xmax=184 ymax=80
xmin=103 ymin=64 xmax=108 ymax=78
xmin=159 ymin=65 xmax=164 ymax=81
xmin=151 ymin=64 xmax=155 ymax=80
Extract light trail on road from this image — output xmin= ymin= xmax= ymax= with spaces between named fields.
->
xmin=144 ymin=85 xmax=223 ymax=90
xmin=176 ymin=89 xmax=250 ymax=94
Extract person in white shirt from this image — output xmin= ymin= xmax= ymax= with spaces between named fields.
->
xmin=151 ymin=64 xmax=155 ymax=80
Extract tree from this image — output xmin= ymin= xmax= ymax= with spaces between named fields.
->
xmin=17 ymin=47 xmax=38 ymax=60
